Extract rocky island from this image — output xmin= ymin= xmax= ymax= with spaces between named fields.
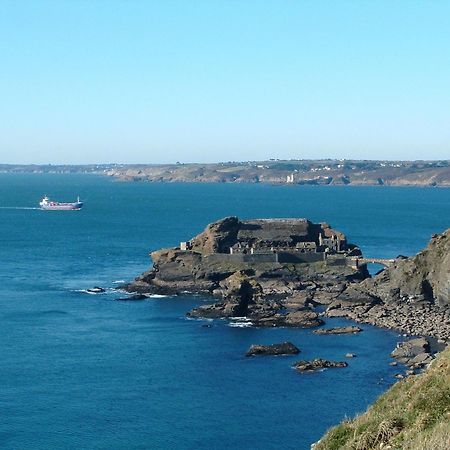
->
xmin=125 ymin=216 xmax=369 ymax=328
xmin=125 ymin=217 xmax=450 ymax=343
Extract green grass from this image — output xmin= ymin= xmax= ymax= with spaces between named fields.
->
xmin=314 ymin=347 xmax=450 ymax=450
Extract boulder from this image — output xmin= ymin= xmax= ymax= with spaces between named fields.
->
xmin=245 ymin=342 xmax=300 ymax=357
xmin=86 ymin=287 xmax=105 ymax=294
xmin=313 ymin=326 xmax=362 ymax=335
xmin=115 ymin=294 xmax=148 ymax=301
xmin=293 ymin=359 xmax=348 ymax=372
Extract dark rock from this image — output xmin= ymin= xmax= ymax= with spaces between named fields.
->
xmin=313 ymin=326 xmax=362 ymax=335
xmin=253 ymin=309 xmax=324 ymax=328
xmin=115 ymin=294 xmax=148 ymax=301
xmin=293 ymin=359 xmax=348 ymax=372
xmin=86 ymin=287 xmax=105 ymax=294
xmin=245 ymin=342 xmax=300 ymax=357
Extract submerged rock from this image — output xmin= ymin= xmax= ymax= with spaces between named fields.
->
xmin=86 ymin=287 xmax=105 ymax=294
xmin=245 ymin=342 xmax=300 ymax=357
xmin=313 ymin=326 xmax=362 ymax=335
xmin=293 ymin=359 xmax=348 ymax=372
xmin=115 ymin=294 xmax=148 ymax=301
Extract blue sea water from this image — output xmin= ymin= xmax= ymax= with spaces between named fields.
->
xmin=0 ymin=174 xmax=449 ymax=450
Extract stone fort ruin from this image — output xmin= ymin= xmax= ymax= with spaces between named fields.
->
xmin=179 ymin=217 xmax=359 ymax=266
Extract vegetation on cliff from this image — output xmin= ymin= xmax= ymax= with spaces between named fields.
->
xmin=314 ymin=347 xmax=450 ymax=450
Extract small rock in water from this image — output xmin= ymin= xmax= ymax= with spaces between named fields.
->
xmin=313 ymin=326 xmax=362 ymax=335
xmin=394 ymin=373 xmax=404 ymax=379
xmin=86 ymin=287 xmax=105 ymax=294
xmin=345 ymin=353 xmax=356 ymax=358
xmin=293 ymin=359 xmax=348 ymax=372
xmin=246 ymin=342 xmax=300 ymax=357
xmin=115 ymin=294 xmax=148 ymax=301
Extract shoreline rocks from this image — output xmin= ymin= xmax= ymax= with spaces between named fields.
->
xmin=390 ymin=337 xmax=434 ymax=371
xmin=323 ymin=229 xmax=450 ymax=342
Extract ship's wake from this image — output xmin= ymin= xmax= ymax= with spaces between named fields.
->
xmin=0 ymin=206 xmax=40 ymax=210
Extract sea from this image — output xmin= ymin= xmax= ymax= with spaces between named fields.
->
xmin=1 ymin=173 xmax=449 ymax=450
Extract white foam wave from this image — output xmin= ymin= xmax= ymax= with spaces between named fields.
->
xmin=147 ymin=294 xmax=169 ymax=298
xmin=228 ymin=321 xmax=253 ymax=328
xmin=75 ymin=289 xmax=107 ymax=295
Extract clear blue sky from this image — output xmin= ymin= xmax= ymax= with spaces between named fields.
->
xmin=0 ymin=1 xmax=449 ymax=164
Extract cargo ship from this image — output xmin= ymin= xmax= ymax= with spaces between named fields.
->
xmin=39 ymin=196 xmax=83 ymax=211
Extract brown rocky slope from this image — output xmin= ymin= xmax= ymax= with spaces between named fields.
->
xmin=327 ymin=229 xmax=450 ymax=341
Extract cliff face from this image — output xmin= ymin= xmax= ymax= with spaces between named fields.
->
xmin=360 ymin=229 xmax=450 ymax=306
xmin=326 ymin=229 xmax=450 ymax=340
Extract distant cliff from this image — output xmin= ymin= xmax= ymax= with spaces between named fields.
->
xmin=104 ymin=159 xmax=450 ymax=187
xmin=2 ymin=160 xmax=449 ymax=187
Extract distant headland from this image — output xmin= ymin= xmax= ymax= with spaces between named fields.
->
xmin=1 ymin=159 xmax=450 ymax=187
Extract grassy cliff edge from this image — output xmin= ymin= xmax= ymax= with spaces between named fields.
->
xmin=314 ymin=348 xmax=450 ymax=450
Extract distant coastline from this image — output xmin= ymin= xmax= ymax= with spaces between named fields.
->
xmin=1 ymin=159 xmax=450 ymax=187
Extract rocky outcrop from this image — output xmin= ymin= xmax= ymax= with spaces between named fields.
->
xmin=125 ymin=216 xmax=367 ymax=328
xmin=190 ymin=216 xmax=240 ymax=253
xmin=359 ymin=230 xmax=450 ymax=307
xmin=325 ymin=229 xmax=450 ymax=341
xmin=293 ymin=359 xmax=348 ymax=372
xmin=252 ymin=309 xmax=324 ymax=328
xmin=187 ymin=271 xmax=324 ymax=327
xmin=313 ymin=326 xmax=362 ymax=335
xmin=390 ymin=337 xmax=435 ymax=372
xmin=125 ymin=216 xmax=366 ymax=294
xmin=187 ymin=271 xmax=262 ymax=318
xmin=245 ymin=342 xmax=300 ymax=357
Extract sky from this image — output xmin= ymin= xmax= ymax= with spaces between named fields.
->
xmin=0 ymin=0 xmax=449 ymax=164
